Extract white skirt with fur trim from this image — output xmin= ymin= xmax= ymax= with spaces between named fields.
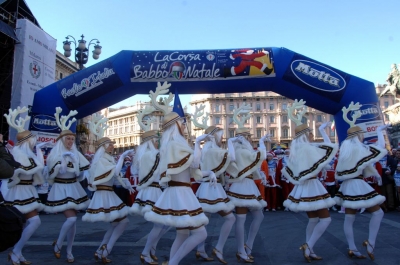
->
xmin=226 ymin=178 xmax=267 ymax=210
xmin=334 ymin=178 xmax=385 ymax=209
xmin=130 ymin=185 xmax=163 ymax=216
xmin=144 ymin=186 xmax=209 ymax=228
xmin=283 ymin=178 xmax=335 ymax=212
xmin=3 ymin=183 xmax=45 ymax=214
xmin=82 ymin=188 xmax=129 ymax=223
xmin=196 ymin=182 xmax=235 ymax=213
xmin=44 ymin=179 xmax=90 ymax=213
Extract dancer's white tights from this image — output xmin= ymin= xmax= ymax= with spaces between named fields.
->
xmin=143 ymin=223 xmax=169 ymax=256
xmin=102 ymin=218 xmax=129 ymax=257
xmin=344 ymin=214 xmax=357 ymax=251
xmin=368 ymin=209 xmax=384 ymax=252
xmin=55 ymin=216 xmax=77 ymax=254
xmin=245 ymin=210 xmax=264 ymax=252
xmin=235 ymin=214 xmax=247 ymax=254
xmin=13 ymin=215 xmax=41 ymax=256
xmin=169 ymin=226 xmax=207 ymax=265
xmin=215 ymin=213 xmax=236 ymax=253
xmin=306 ymin=217 xmax=331 ymax=255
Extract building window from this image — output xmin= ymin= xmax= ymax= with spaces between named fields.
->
xmin=215 ymin=104 xmax=220 ymax=112
xmin=269 ymin=129 xmax=275 ymax=137
xmin=330 ymin=129 xmax=335 ymax=137
xmin=125 ymin=126 xmax=129 ymax=133
xmin=230 ymin=99 xmax=233 ymax=102
xmin=301 ymin=117 xmax=307 ymax=124
xmin=114 ymin=129 xmax=117 ymax=134
xmin=108 ymin=129 xmax=112 ymax=135
xmin=256 ymin=129 xmax=262 ymax=138
xmin=229 ymin=104 xmax=234 ymax=111
xmin=215 ymin=116 xmax=221 ymax=124
xmin=269 ymin=103 xmax=274 ymax=110
xmin=316 ymin=130 xmax=322 ymax=137
xmin=282 ymin=103 xmax=287 ymax=110
xmin=245 ymin=118 xmax=249 ymax=124
xmin=282 ymin=115 xmax=288 ymax=123
xmin=229 ymin=130 xmax=235 ymax=138
xmin=256 ymin=116 xmax=262 ymax=123
xmin=384 ymin=101 xmax=389 ymax=108
xmin=119 ymin=119 xmax=123 ymax=124
xmin=385 ymin=114 xmax=390 ymax=121
xmin=283 ymin=128 xmax=289 ymax=138
xmin=269 ymin=116 xmax=275 ymax=123
xmin=59 ymin=72 xmax=63 ymax=79
xmin=229 ymin=117 xmax=234 ymax=124
xmin=243 ymin=98 xmax=246 ymax=102
xmin=317 ymin=115 xmax=322 ymax=122
xmin=256 ymin=103 xmax=261 ymax=111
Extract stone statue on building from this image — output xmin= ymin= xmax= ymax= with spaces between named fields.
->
xmin=380 ymin=63 xmax=400 ymax=101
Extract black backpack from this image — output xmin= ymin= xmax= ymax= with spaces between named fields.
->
xmin=0 ymin=204 xmax=26 ymax=252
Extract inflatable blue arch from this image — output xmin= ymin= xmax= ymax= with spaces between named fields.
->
xmin=30 ymin=47 xmax=384 ymax=143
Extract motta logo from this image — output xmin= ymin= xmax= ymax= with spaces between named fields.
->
xmin=351 ymin=104 xmax=380 ymax=121
xmin=32 ymin=114 xmax=58 ymax=131
xmin=291 ymin=60 xmax=346 ymax=92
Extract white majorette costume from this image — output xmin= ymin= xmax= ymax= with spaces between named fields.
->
xmin=144 ymin=81 xmax=209 ymax=265
xmin=191 ymin=104 xmax=236 ymax=263
xmin=82 ymin=114 xmax=134 ymax=263
xmin=225 ymin=103 xmax=268 ymax=262
xmin=334 ymin=102 xmax=387 ymax=260
xmin=3 ymin=107 xmax=47 ymax=265
xmin=129 ymin=104 xmax=167 ymax=265
xmin=45 ymin=107 xmax=90 ymax=263
xmin=281 ymin=99 xmax=338 ymax=262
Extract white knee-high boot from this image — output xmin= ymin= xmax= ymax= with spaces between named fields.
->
xmin=102 ymin=218 xmax=129 ymax=257
xmin=367 ymin=209 xmax=384 ymax=253
xmin=13 ymin=215 xmax=41 ymax=257
xmin=245 ymin=210 xmax=264 ymax=254
xmin=55 ymin=216 xmax=77 ymax=252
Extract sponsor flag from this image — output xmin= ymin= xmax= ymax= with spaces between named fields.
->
xmin=173 ymin=88 xmax=186 ymax=123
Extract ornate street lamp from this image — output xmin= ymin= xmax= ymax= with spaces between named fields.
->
xmin=62 ymin=34 xmax=102 ymax=70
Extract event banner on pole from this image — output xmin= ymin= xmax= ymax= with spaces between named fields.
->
xmin=11 ymin=18 xmax=56 ymax=142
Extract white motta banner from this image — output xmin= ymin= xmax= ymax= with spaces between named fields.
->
xmin=10 ymin=19 xmax=57 ymax=141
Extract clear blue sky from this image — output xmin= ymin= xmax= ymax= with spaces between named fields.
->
xmin=26 ymin=0 xmax=400 ymax=110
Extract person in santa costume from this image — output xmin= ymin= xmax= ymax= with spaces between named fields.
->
xmin=82 ymin=114 xmax=134 ymax=263
xmin=276 ymin=149 xmax=294 ymax=211
xmin=281 ymin=99 xmax=338 ymax=262
xmin=129 ymin=105 xmax=169 ymax=265
xmin=334 ymin=102 xmax=388 ymax=260
xmin=45 ymin=107 xmax=91 ymax=263
xmin=190 ymin=105 xmax=237 ymax=263
xmin=2 ymin=107 xmax=49 ymax=265
xmin=261 ymin=152 xmax=280 ymax=212
xmin=225 ymin=103 xmax=269 ymax=263
xmin=144 ymin=82 xmax=210 ymax=265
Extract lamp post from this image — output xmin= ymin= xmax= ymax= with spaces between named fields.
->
xmin=62 ymin=34 xmax=102 ymax=70
xmin=62 ymin=34 xmax=102 ymax=152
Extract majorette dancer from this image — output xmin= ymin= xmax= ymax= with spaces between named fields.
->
xmin=129 ymin=105 xmax=168 ymax=265
xmin=45 ymin=107 xmax=90 ymax=263
xmin=334 ymin=102 xmax=388 ymax=260
xmin=144 ymin=82 xmax=210 ymax=265
xmin=190 ymin=104 xmax=236 ymax=263
xmin=82 ymin=114 xmax=134 ymax=263
xmin=225 ymin=103 xmax=269 ymax=263
xmin=281 ymin=99 xmax=338 ymax=262
xmin=3 ymin=107 xmax=48 ymax=265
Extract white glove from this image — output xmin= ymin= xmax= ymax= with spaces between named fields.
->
xmin=260 ymin=170 xmax=267 ymax=186
xmin=235 ymin=136 xmax=245 ymax=143
xmin=196 ymin=134 xmax=208 ymax=143
xmin=319 ymin=122 xmax=331 ymax=131
xmin=36 ymin=142 xmax=53 ymax=149
xmin=122 ymin=149 xmax=135 ymax=157
xmin=83 ymin=170 xmax=90 ymax=180
xmin=260 ymin=134 xmax=272 ymax=142
xmin=122 ymin=178 xmax=135 ymax=194
xmin=208 ymin=171 xmax=217 ymax=187
xmin=377 ymin=124 xmax=391 ymax=131
xmin=62 ymin=151 xmax=74 ymax=157
xmin=228 ymin=137 xmax=238 ymax=143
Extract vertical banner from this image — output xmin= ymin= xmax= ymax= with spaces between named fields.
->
xmin=11 ymin=19 xmax=57 ymax=142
